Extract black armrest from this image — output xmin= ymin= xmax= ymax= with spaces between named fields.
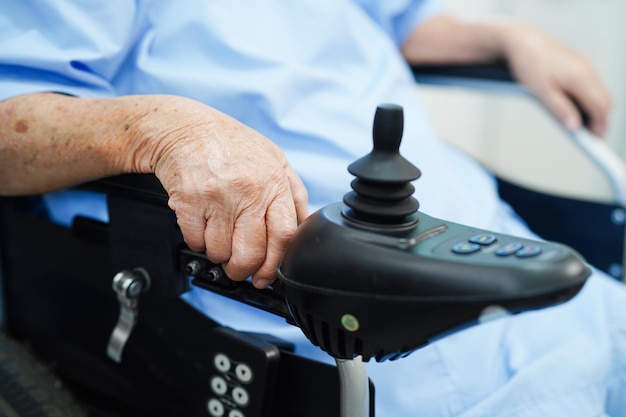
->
xmin=410 ymin=63 xmax=591 ymax=127
xmin=410 ymin=63 xmax=514 ymax=82
xmin=80 ymin=174 xmax=168 ymax=203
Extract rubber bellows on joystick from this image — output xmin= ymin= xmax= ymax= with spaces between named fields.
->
xmin=342 ymin=104 xmax=421 ymax=230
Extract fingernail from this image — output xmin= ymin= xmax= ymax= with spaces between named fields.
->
xmin=563 ymin=116 xmax=579 ymax=132
xmin=594 ymin=124 xmax=607 ymax=137
xmin=254 ymin=279 xmax=273 ymax=289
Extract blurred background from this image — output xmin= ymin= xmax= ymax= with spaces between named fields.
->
xmin=420 ymin=0 xmax=625 ymax=202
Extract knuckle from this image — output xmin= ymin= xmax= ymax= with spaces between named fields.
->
xmin=205 ymin=249 xmax=231 ymax=264
xmin=174 ymin=217 xmax=205 ymax=251
xmin=229 ymin=246 xmax=265 ymax=276
xmin=224 ymin=258 xmax=258 ymax=281
xmin=183 ymin=237 xmax=204 ymax=253
xmin=274 ymin=225 xmax=296 ymax=245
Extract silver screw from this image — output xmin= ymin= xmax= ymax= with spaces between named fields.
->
xmin=611 ymin=208 xmax=625 ymax=225
xmin=126 ymin=280 xmax=143 ymax=298
xmin=185 ymin=260 xmax=202 ymax=275
xmin=207 ymin=267 xmax=224 ymax=282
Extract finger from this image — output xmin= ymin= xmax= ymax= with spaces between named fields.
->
xmin=285 ymin=164 xmax=309 ymax=224
xmin=251 ymin=196 xmax=298 ymax=289
xmin=566 ymin=81 xmax=612 ymax=137
xmin=174 ymin=211 xmax=207 ymax=253
xmin=204 ymin=211 xmax=234 ymax=265
xmin=222 ymin=210 xmax=267 ymax=282
xmin=589 ymin=119 xmax=609 ymax=138
xmin=537 ymin=87 xmax=582 ymax=132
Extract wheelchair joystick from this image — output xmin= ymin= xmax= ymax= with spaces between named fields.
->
xmin=342 ymin=104 xmax=421 ymax=231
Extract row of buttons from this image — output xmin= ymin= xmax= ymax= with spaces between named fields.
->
xmin=207 ymin=399 xmax=245 ymax=417
xmin=452 ymin=234 xmax=542 ymax=258
xmin=210 ymin=376 xmax=250 ymax=406
xmin=207 ymin=353 xmax=254 ymax=417
xmin=214 ymin=353 xmax=254 ymax=383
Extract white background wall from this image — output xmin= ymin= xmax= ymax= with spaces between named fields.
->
xmin=419 ymin=0 xmax=626 ymax=202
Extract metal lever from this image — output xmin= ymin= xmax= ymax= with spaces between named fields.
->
xmin=107 ymin=268 xmax=150 ymax=363
xmin=336 ymin=356 xmax=370 ymax=417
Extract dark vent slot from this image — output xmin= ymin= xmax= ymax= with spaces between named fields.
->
xmin=320 ymin=320 xmax=331 ymax=353
xmin=304 ymin=312 xmax=320 ymax=346
xmin=353 ymin=337 xmax=364 ymax=360
xmin=336 ymin=328 xmax=346 ymax=358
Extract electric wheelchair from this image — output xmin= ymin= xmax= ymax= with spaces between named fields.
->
xmin=0 ymin=65 xmax=624 ymax=417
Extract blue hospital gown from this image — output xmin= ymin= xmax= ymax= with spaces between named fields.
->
xmin=2 ymin=0 xmax=626 ymax=415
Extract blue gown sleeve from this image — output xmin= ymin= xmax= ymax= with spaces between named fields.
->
xmin=350 ymin=0 xmax=443 ymax=47
xmin=0 ymin=0 xmax=140 ymax=101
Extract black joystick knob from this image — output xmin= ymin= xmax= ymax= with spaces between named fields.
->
xmin=342 ymin=104 xmax=421 ymax=230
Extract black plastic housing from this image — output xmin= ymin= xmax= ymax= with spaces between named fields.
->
xmin=278 ymin=203 xmax=589 ymax=362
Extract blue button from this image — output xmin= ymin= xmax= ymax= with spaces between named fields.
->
xmin=516 ymin=245 xmax=542 ymax=258
xmin=452 ymin=242 xmax=481 ymax=254
xmin=469 ymin=233 xmax=497 ymax=245
xmin=495 ymin=242 xmax=523 ymax=256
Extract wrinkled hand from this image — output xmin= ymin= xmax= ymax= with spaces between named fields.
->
xmin=130 ymin=96 xmax=308 ymax=288
xmin=503 ymin=23 xmax=612 ymax=137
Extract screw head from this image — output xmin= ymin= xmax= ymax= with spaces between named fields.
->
xmin=611 ymin=208 xmax=625 ymax=225
xmin=207 ymin=267 xmax=224 ymax=282
xmin=185 ymin=260 xmax=202 ymax=275
xmin=126 ymin=280 xmax=143 ymax=298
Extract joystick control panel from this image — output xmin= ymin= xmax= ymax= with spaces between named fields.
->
xmin=276 ymin=104 xmax=590 ymax=362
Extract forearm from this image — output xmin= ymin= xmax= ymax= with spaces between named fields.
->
xmin=0 ymin=92 xmax=193 ymax=195
xmin=0 ymin=93 xmax=134 ymax=194
xmin=401 ymin=14 xmax=512 ymax=65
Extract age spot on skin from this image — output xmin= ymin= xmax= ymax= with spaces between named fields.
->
xmin=14 ymin=120 xmax=28 ymax=133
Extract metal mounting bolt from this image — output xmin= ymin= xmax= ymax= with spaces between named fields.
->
xmin=126 ymin=280 xmax=143 ymax=298
xmin=207 ymin=267 xmax=224 ymax=282
xmin=112 ymin=268 xmax=150 ymax=299
xmin=611 ymin=208 xmax=625 ymax=226
xmin=185 ymin=259 xmax=203 ymax=276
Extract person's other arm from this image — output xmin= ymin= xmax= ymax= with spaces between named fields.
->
xmin=0 ymin=92 xmax=308 ymax=288
xmin=401 ymin=14 xmax=612 ymax=137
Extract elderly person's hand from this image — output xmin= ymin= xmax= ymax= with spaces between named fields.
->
xmin=502 ymin=22 xmax=611 ymax=137
xmin=0 ymin=93 xmax=308 ymax=288
xmin=134 ymin=97 xmax=309 ymax=288
xmin=402 ymin=14 xmax=612 ymax=137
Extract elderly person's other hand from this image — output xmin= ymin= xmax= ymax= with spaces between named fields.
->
xmin=402 ymin=14 xmax=612 ymax=137
xmin=502 ymin=22 xmax=612 ymax=137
